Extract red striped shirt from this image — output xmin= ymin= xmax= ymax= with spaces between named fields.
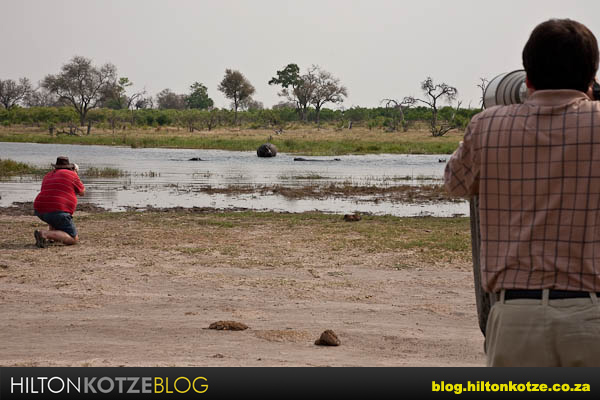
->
xmin=34 ymin=169 xmax=85 ymax=215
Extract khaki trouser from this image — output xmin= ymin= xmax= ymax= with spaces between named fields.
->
xmin=485 ymin=289 xmax=600 ymax=367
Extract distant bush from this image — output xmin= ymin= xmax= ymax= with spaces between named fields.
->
xmin=0 ymin=105 xmax=481 ymax=133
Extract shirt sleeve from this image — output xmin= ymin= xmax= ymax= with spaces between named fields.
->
xmin=444 ymin=114 xmax=481 ymax=198
xmin=73 ymin=174 xmax=85 ymax=194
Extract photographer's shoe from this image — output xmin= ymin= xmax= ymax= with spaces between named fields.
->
xmin=34 ymin=230 xmax=47 ymax=248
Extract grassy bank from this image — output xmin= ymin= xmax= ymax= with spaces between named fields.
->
xmin=82 ymin=167 xmax=126 ymax=178
xmin=0 ymin=159 xmax=48 ymax=177
xmin=0 ymin=159 xmax=126 ymax=179
xmin=77 ymin=210 xmax=472 ymax=263
xmin=0 ymin=126 xmax=462 ymax=155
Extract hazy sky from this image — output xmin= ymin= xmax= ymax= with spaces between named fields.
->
xmin=2 ymin=0 xmax=600 ymax=109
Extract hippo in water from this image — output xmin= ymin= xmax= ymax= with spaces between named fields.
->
xmin=257 ymin=143 xmax=277 ymax=158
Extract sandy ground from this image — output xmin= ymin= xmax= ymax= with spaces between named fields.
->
xmin=0 ymin=207 xmax=485 ymax=367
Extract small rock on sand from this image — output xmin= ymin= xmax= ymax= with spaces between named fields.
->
xmin=209 ymin=321 xmax=249 ymax=331
xmin=314 ymin=329 xmax=341 ymax=346
xmin=343 ymin=214 xmax=361 ymax=222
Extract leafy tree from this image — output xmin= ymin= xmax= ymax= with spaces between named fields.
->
xmin=156 ymin=89 xmax=187 ymax=109
xmin=239 ymin=96 xmax=263 ymax=111
xmin=269 ymin=64 xmax=301 ymax=89
xmin=269 ymin=63 xmax=313 ymax=122
xmin=272 ymin=100 xmax=296 ymax=109
xmin=156 ymin=111 xmax=172 ymax=126
xmin=270 ymin=64 xmax=347 ymax=124
xmin=103 ymin=77 xmax=146 ymax=110
xmin=199 ymin=108 xmax=221 ymax=131
xmin=0 ymin=77 xmax=33 ymax=109
xmin=186 ymin=82 xmax=213 ymax=109
xmin=218 ymin=69 xmax=255 ymax=124
xmin=42 ymin=56 xmax=117 ymax=126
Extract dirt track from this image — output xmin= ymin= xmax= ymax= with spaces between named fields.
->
xmin=0 ymin=208 xmax=484 ymax=366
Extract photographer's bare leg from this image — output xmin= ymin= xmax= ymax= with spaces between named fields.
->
xmin=39 ymin=229 xmax=78 ymax=245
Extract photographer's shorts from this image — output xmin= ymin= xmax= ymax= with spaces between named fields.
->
xmin=485 ymin=290 xmax=600 ymax=366
xmin=35 ymin=210 xmax=77 ymax=238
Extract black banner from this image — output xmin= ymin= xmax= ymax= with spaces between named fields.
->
xmin=1 ymin=367 xmax=597 ymax=399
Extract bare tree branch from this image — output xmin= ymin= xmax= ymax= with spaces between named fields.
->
xmin=416 ymin=77 xmax=459 ymax=136
xmin=477 ymin=77 xmax=489 ymax=110
xmin=381 ymin=96 xmax=416 ymax=131
xmin=308 ymin=65 xmax=348 ymax=124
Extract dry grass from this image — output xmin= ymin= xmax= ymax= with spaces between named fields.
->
xmin=199 ymin=183 xmax=458 ymax=203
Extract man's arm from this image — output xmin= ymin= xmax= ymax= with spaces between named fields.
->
xmin=73 ymin=172 xmax=85 ymax=196
xmin=444 ymin=116 xmax=481 ymax=197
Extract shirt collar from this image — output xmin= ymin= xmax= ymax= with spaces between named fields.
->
xmin=525 ymin=89 xmax=590 ymax=106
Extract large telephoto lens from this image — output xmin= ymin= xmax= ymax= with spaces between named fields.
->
xmin=483 ymin=70 xmax=528 ymax=108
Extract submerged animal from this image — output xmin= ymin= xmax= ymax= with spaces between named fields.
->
xmin=257 ymin=143 xmax=278 ymax=157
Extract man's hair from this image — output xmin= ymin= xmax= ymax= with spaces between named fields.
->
xmin=523 ymin=19 xmax=599 ymax=92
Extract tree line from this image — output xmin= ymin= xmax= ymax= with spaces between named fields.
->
xmin=0 ymin=55 xmax=481 ymax=136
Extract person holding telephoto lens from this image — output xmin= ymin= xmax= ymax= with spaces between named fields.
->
xmin=445 ymin=19 xmax=600 ymax=366
xmin=33 ymin=156 xmax=85 ymax=248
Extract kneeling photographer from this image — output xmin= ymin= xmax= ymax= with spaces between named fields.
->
xmin=445 ymin=18 xmax=600 ymax=366
xmin=33 ymin=156 xmax=85 ymax=248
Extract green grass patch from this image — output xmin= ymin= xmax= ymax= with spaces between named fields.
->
xmin=0 ymin=131 xmax=460 ymax=155
xmin=0 ymin=159 xmax=48 ymax=177
xmin=83 ymin=167 xmax=126 ymax=178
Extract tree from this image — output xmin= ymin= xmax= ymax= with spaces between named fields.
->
xmin=239 ymin=96 xmax=263 ymax=111
xmin=218 ymin=69 xmax=255 ymax=123
xmin=269 ymin=64 xmax=301 ymax=89
xmin=269 ymin=63 xmax=314 ymax=122
xmin=0 ymin=77 xmax=33 ymax=109
xmin=181 ymin=109 xmax=203 ymax=132
xmin=24 ymin=85 xmax=61 ymax=107
xmin=477 ymin=77 xmax=489 ymax=110
xmin=42 ymin=56 xmax=117 ymax=126
xmin=309 ymin=66 xmax=348 ymax=124
xmin=186 ymin=82 xmax=213 ymax=109
xmin=272 ymin=100 xmax=297 ymax=109
xmin=415 ymin=77 xmax=458 ymax=136
xmin=103 ymin=77 xmax=146 ymax=110
xmin=156 ymin=89 xmax=187 ymax=109
xmin=381 ymin=96 xmax=416 ymax=131
xmin=134 ymin=95 xmax=154 ymax=110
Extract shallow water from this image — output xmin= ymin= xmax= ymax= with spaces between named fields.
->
xmin=0 ymin=142 xmax=467 ymax=217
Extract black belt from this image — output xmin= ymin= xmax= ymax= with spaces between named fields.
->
xmin=503 ymin=289 xmax=599 ymax=300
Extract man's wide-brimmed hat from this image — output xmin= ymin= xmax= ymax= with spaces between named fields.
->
xmin=52 ymin=156 xmax=75 ymax=169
